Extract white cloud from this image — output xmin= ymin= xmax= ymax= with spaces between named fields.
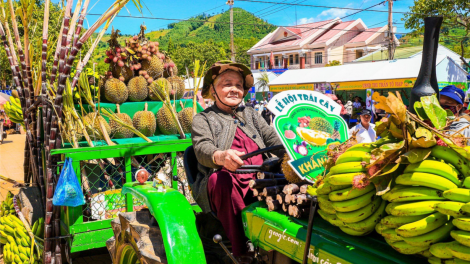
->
xmin=294 ymin=3 xmax=355 ymax=25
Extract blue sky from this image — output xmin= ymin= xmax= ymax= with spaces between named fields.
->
xmin=53 ymin=0 xmax=415 ymax=35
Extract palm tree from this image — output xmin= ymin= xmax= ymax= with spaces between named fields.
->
xmin=255 ymin=71 xmax=270 ymax=95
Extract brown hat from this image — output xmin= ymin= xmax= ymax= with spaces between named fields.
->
xmin=201 ymin=60 xmax=254 ymax=99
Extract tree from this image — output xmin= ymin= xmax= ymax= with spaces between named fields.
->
xmin=255 ymin=71 xmax=270 ymax=94
xmin=168 ymin=37 xmax=174 ymax=55
xmin=325 ymin=60 xmax=342 ymax=67
xmin=404 ymin=0 xmax=470 ymax=57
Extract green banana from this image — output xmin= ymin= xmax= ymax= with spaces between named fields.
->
xmin=455 ymin=259 xmax=470 ymax=264
xmin=336 ymin=195 xmax=381 ymax=223
xmin=452 ymin=230 xmax=470 ymax=247
xmin=389 ymin=241 xmax=429 ymax=255
xmin=381 ymin=229 xmax=404 ymax=242
xmin=344 ymin=199 xmax=387 ymax=232
xmin=430 ymin=242 xmax=459 ymax=259
xmin=386 ymin=201 xmax=440 ymax=216
xmin=428 ymin=257 xmax=455 ymax=264
xmin=396 ymin=212 xmax=447 ymax=238
xmin=380 ymin=214 xmax=431 ymax=229
xmin=328 ymin=162 xmax=367 ymax=175
xmin=31 ymin=220 xmax=39 ymax=235
xmin=444 ymin=188 xmax=470 ymax=203
xmin=339 ymin=226 xmax=373 ymax=236
xmin=464 ymin=178 xmax=470 ymax=189
xmin=317 ymin=209 xmax=344 ymax=227
xmin=402 ymin=221 xmax=454 ymax=247
xmin=316 ymin=181 xmax=349 ymax=195
xmin=319 ymin=202 xmax=336 ymax=215
xmin=384 ymin=186 xmax=445 ymax=203
xmin=335 ymin=151 xmax=371 ymax=164
xmin=454 ymin=218 xmax=470 ymax=232
xmin=381 ymin=185 xmax=410 ymax=201
xmin=375 ymin=222 xmax=388 ymax=235
xmin=396 ymin=172 xmax=458 ymax=191
xmin=331 ymin=190 xmax=375 ymax=212
xmin=418 ymin=249 xmax=433 ymax=258
xmin=435 ymin=202 xmax=467 ymax=218
xmin=36 ymin=218 xmax=44 ymax=237
xmin=404 ymin=160 xmax=461 ymax=186
xmin=431 ymin=145 xmax=470 ymax=178
xmin=20 ymin=236 xmax=30 ymax=247
xmin=327 ymin=172 xmax=365 ymax=186
xmin=447 ymin=241 xmax=470 ymax=261
xmin=461 ymin=203 xmax=470 ymax=214
xmin=345 ymin=143 xmax=373 ymax=153
xmin=317 ymin=195 xmax=336 ymax=215
xmin=329 ymin=184 xmax=374 ymax=201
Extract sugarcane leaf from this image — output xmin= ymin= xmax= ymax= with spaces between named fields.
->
xmin=420 ymin=95 xmax=447 ymax=130
xmin=397 ymin=148 xmax=432 ymax=164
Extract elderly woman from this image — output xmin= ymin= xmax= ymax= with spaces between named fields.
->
xmin=191 ymin=61 xmax=283 ymax=262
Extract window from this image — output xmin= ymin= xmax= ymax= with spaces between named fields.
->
xmin=356 ymin=50 xmax=364 ymax=59
xmin=315 ymin=52 xmax=323 ymax=64
xmin=289 ymin=54 xmax=293 ymax=65
xmin=274 ymin=56 xmax=279 ymax=66
xmin=295 ymin=54 xmax=299 ymax=64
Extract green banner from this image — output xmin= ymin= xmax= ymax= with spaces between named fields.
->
xmin=267 ymin=91 xmax=349 ymax=181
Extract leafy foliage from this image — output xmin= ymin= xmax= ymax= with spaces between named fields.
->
xmin=325 ymin=60 xmax=342 ymax=67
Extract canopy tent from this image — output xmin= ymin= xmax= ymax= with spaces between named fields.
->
xmin=268 ymin=55 xmax=468 ymax=91
xmin=0 ymin=92 xmax=9 ymax=105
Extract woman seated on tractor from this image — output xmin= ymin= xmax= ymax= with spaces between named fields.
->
xmin=191 ymin=61 xmax=284 ymax=263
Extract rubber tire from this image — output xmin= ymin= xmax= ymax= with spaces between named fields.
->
xmin=106 ymin=209 xmax=167 ymax=263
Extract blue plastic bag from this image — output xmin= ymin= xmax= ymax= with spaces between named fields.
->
xmin=53 ymin=158 xmax=85 ymax=207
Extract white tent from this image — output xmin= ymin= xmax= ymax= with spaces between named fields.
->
xmin=269 ymin=55 xmax=468 ymax=87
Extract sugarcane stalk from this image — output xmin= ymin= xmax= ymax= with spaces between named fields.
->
xmin=23 ymin=140 xmax=30 ymax=182
xmin=65 ymin=0 xmax=83 ymax=55
xmin=49 ymin=21 xmax=64 ymax=86
xmin=73 ymin=0 xmax=90 ymax=48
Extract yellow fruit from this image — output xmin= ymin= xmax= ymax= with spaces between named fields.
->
xmin=296 ymin=127 xmax=330 ymax=146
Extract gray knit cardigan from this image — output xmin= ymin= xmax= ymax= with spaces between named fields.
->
xmin=191 ymin=104 xmax=283 ymax=213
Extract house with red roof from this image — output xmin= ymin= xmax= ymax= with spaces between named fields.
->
xmin=247 ymin=18 xmax=400 ymax=70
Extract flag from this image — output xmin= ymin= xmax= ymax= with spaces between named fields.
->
xmin=270 ymin=51 xmax=274 ymax=67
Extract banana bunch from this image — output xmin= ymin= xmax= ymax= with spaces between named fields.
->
xmin=0 ymin=191 xmax=15 ymax=216
xmin=377 ymin=158 xmax=465 ymax=257
xmin=3 ymin=96 xmax=24 ymax=126
xmin=317 ymin=145 xmax=387 ymax=236
xmin=1 ymin=215 xmax=44 ymax=264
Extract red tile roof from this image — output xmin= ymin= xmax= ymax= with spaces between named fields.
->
xmin=347 ymin=27 xmax=383 ymax=43
xmin=312 ymin=20 xmax=355 ymax=44
xmin=256 ymin=19 xmax=335 ymax=49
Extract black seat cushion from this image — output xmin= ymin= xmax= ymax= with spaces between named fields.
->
xmin=183 ymin=146 xmax=199 ymax=189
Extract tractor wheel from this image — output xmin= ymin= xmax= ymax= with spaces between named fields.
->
xmin=106 ymin=209 xmax=167 ymax=264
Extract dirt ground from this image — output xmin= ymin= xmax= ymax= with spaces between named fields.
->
xmin=0 ymin=134 xmax=112 ymax=264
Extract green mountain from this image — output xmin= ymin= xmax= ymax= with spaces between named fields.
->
xmin=92 ymin=8 xmax=276 ymax=75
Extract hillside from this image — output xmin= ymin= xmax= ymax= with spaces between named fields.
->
xmin=91 ymin=8 xmax=276 ymax=74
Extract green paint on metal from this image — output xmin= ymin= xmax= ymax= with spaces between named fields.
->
xmin=70 ymin=228 xmax=114 ymax=253
xmin=243 ymin=202 xmax=424 ymax=264
xmin=122 ymin=182 xmax=206 ymax=264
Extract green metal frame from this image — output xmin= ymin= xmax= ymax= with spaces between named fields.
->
xmin=50 ymin=137 xmax=201 ymax=253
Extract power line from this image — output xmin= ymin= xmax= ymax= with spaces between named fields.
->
xmin=236 ymin=0 xmax=425 ymax=15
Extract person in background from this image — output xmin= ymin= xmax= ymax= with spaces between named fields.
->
xmin=337 ymin=100 xmax=349 ymax=124
xmin=344 ymin=101 xmax=353 ymax=127
xmin=439 ymin=85 xmax=470 ymax=145
xmin=349 ymin=109 xmax=376 ymax=143
xmin=254 ymin=104 xmax=260 ymax=113
xmin=261 ymin=105 xmax=272 ymax=125
xmin=246 ymin=99 xmax=253 ymax=108
xmin=352 ymin=97 xmax=362 ymax=109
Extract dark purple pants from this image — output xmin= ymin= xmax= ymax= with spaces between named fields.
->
xmin=208 ymin=127 xmax=263 ymax=256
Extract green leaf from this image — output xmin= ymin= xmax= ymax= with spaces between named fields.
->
xmin=410 ymin=127 xmax=436 ymax=148
xmin=397 ymin=148 xmax=432 ymax=164
xmin=421 ymin=95 xmax=447 ymax=129
xmin=413 ymin=101 xmax=429 ymax=120
xmin=370 ymin=163 xmax=404 ymax=196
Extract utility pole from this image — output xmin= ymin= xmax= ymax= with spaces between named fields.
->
xmin=388 ymin=0 xmax=394 ymax=60
xmin=227 ymin=0 xmax=235 ymax=62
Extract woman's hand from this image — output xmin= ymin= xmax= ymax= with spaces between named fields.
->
xmin=213 ymin=149 xmax=245 ymax=171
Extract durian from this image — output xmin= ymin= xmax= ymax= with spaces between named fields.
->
xmin=167 ymin=76 xmax=185 ymax=100
xmin=177 ymin=107 xmax=193 ymax=134
xmin=110 ymin=104 xmax=134 ymax=139
xmin=133 ymin=103 xmax=156 ymax=137
xmin=82 ymin=112 xmax=111 ymax=138
xmin=104 ymin=78 xmax=128 ymax=104
xmin=157 ymin=104 xmax=178 ymax=135
xmin=111 ymin=64 xmax=134 ymax=82
xmin=309 ymin=117 xmax=333 ymax=135
xmin=142 ymin=55 xmax=164 ymax=79
xmin=127 ymin=76 xmax=148 ymax=102
xmin=281 ymin=153 xmax=302 ymax=183
xmin=148 ymin=78 xmax=171 ymax=101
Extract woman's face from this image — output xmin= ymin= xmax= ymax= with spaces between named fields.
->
xmin=212 ymin=71 xmax=244 ymax=107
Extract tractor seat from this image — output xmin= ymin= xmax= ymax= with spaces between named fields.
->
xmin=183 ymin=146 xmax=199 ymax=189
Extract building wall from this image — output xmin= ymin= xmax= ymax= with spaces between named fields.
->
xmin=328 ymin=46 xmax=344 ymax=64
